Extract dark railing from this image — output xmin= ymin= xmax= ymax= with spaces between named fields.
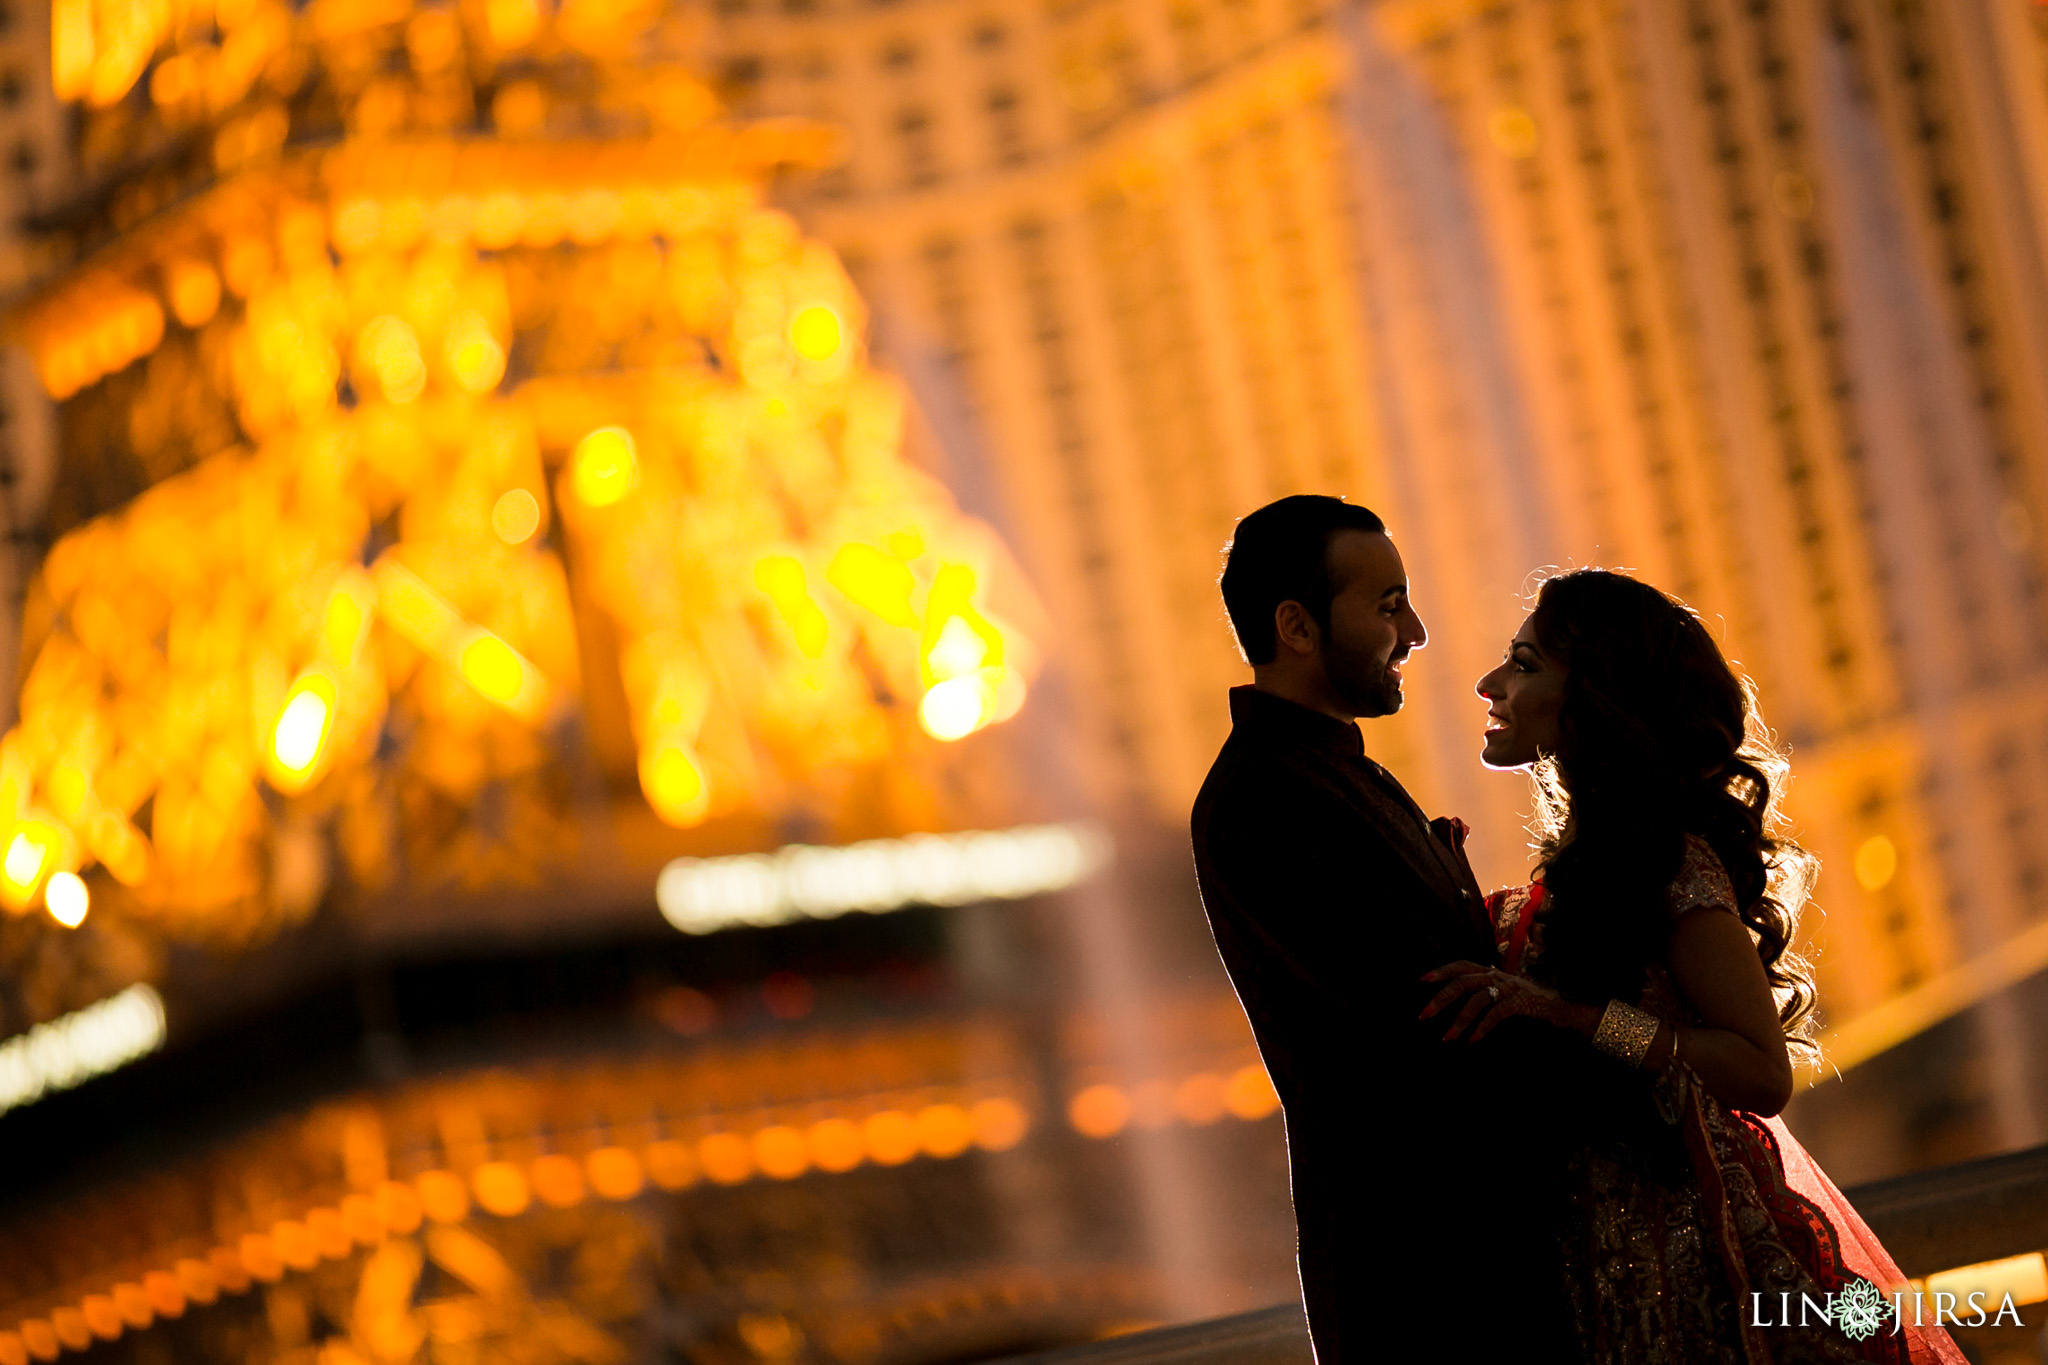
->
xmin=990 ymin=1141 xmax=2048 ymax=1365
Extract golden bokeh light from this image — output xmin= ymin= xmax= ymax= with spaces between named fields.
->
xmin=970 ymin=1097 xmax=1029 ymax=1151
xmin=918 ymin=676 xmax=987 ymax=742
xmin=926 ymin=617 xmax=990 ymax=682
xmin=698 ymin=1133 xmax=751 ymax=1185
xmin=471 ymin=1162 xmax=529 ymax=1217
xmin=163 ymin=260 xmax=220 ymax=329
xmin=1067 ymin=1084 xmax=1130 ymax=1139
xmin=861 ymin=1110 xmax=919 ymax=1166
xmin=639 ymin=742 xmax=709 ymax=829
xmin=457 ymin=634 xmax=526 ymax=705
xmin=1855 ymin=835 xmax=1899 ymax=892
xmin=826 ymin=543 xmax=920 ymax=628
xmin=268 ymin=673 xmax=338 ymax=792
xmin=751 ymin=1125 xmax=809 ymax=1180
xmin=444 ymin=312 xmax=508 ymax=393
xmin=914 ymin=1103 xmax=974 ymax=1158
xmin=1224 ymin=1065 xmax=1280 ymax=1121
xmin=806 ymin=1118 xmax=864 ymax=1173
xmin=491 ymin=488 xmax=541 ymax=544
xmin=530 ymin=1154 xmax=585 ymax=1208
xmin=1 ymin=825 xmax=57 ymax=906
xmin=43 ymin=872 xmax=89 ymax=929
xmin=586 ymin=1147 xmax=644 ymax=1201
xmin=789 ymin=304 xmax=841 ymax=360
xmin=1488 ymin=105 xmax=1539 ymax=158
xmin=570 ymin=427 xmax=637 ymax=507
xmin=355 ymin=315 xmax=427 ymax=403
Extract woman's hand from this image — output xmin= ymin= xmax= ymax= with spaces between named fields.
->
xmin=1420 ymin=961 xmax=1600 ymax=1042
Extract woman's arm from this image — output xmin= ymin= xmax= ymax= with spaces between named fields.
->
xmin=1661 ymin=907 xmax=1795 ymax=1115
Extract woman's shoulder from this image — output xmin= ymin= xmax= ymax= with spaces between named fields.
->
xmin=1668 ymin=833 xmax=1740 ymax=919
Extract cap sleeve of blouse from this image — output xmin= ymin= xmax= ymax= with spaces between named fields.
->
xmin=1667 ymin=834 xmax=1740 ymax=920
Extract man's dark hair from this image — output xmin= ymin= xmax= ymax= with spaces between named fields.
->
xmin=1219 ymin=496 xmax=1387 ymax=665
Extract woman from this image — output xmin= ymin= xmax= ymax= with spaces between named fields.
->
xmin=1420 ymin=570 xmax=1964 ymax=1364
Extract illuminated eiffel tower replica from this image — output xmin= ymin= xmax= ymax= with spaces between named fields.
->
xmin=0 ymin=0 xmax=1049 ymax=946
xmin=0 ymin=2 xmax=1308 ymax=1361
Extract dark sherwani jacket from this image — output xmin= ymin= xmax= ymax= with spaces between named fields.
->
xmin=1191 ymin=686 xmax=1612 ymax=1364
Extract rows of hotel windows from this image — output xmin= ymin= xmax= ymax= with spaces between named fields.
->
xmin=713 ymin=0 xmax=1338 ymax=194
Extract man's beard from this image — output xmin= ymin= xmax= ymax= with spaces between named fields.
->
xmin=1326 ymin=639 xmax=1405 ymax=718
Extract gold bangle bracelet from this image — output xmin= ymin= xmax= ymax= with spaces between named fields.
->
xmin=1592 ymin=1000 xmax=1660 ymax=1069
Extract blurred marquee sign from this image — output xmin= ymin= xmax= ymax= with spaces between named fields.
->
xmin=656 ymin=823 xmax=1110 ymax=934
xmin=0 ymin=983 xmax=165 ymax=1118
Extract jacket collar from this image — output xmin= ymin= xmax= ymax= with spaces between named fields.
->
xmin=1227 ymin=685 xmax=1366 ymax=758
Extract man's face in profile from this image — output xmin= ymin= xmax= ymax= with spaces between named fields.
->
xmin=1319 ymin=530 xmax=1426 ymax=718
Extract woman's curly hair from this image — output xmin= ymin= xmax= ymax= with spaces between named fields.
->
xmin=1525 ymin=569 xmax=1820 ymax=1061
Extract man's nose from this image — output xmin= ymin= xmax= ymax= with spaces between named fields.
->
xmin=1404 ymin=609 xmax=1427 ymax=651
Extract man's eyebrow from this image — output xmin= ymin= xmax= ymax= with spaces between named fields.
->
xmin=1378 ymin=583 xmax=1409 ymax=601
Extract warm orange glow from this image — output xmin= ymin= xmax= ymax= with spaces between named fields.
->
xmin=173 ymin=1258 xmax=217 ymax=1305
xmin=970 ymin=1097 xmax=1029 ymax=1151
xmin=753 ymin=556 xmax=830 ymax=657
xmin=914 ymin=1103 xmax=974 ymax=1158
xmin=790 ymin=304 xmax=842 ymax=360
xmin=272 ymin=1220 xmax=317 ymax=1272
xmin=530 ymin=1154 xmax=585 ymax=1207
xmin=643 ymin=1139 xmax=698 ymax=1190
xmin=1488 ymin=105 xmax=1539 ymax=158
xmin=752 ymin=1125 xmax=809 ymax=1179
xmin=356 ymin=315 xmax=426 ymax=402
xmin=491 ymin=488 xmax=541 ymax=544
xmin=268 ymin=672 xmax=338 ymax=791
xmin=861 ymin=1110 xmax=919 ymax=1166
xmin=139 ymin=1272 xmax=183 ymax=1319
xmin=164 ymin=260 xmax=221 ymax=328
xmin=806 ymin=1118 xmax=864 ymax=1172
xmin=1855 ymin=835 xmax=1899 ymax=891
xmin=639 ymin=741 xmax=709 ymax=828
xmin=926 ymin=616 xmax=989 ymax=681
xmin=43 ymin=871 xmax=88 ymax=929
xmin=586 ymin=1146 xmax=644 ymax=1200
xmin=77 ymin=1295 xmax=119 ymax=1342
xmin=415 ymin=1170 xmax=469 ymax=1224
xmin=373 ymin=1182 xmax=422 ymax=1238
xmin=826 ymin=543 xmax=919 ymax=627
xmin=471 ymin=1162 xmax=530 ymax=1217
xmin=0 ymin=78 xmax=1036 ymax=934
xmin=458 ymin=634 xmax=524 ymax=702
xmin=1068 ymin=1084 xmax=1130 ymax=1139
xmin=571 ymin=427 xmax=637 ymax=507
xmin=111 ymin=1284 xmax=151 ymax=1332
xmin=239 ymin=1233 xmax=283 ymax=1284
xmin=698 ymin=1132 xmax=752 ymax=1185
xmin=322 ymin=576 xmax=374 ymax=666
xmin=1173 ymin=1072 xmax=1229 ymax=1125
xmin=919 ymin=676 xmax=987 ymax=742
xmin=1 ymin=824 xmax=57 ymax=905
xmin=1224 ymin=1064 xmax=1280 ymax=1120
xmin=444 ymin=311 xmax=506 ymax=393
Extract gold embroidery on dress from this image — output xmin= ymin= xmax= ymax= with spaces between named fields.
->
xmin=1506 ymin=838 xmax=1902 ymax=1363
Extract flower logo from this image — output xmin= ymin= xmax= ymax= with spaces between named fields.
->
xmin=1833 ymin=1277 xmax=1896 ymax=1341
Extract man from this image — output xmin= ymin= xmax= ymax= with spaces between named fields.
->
xmin=1189 ymin=496 xmax=1597 ymax=1362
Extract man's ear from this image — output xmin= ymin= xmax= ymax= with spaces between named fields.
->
xmin=1272 ymin=600 xmax=1320 ymax=657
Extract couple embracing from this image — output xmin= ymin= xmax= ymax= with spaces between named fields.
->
xmin=1190 ymin=497 xmax=1965 ymax=1364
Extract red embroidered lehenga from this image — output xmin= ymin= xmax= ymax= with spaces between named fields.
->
xmin=1490 ymin=837 xmax=1967 ymax=1365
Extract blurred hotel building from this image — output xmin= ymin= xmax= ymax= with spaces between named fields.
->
xmin=733 ymin=0 xmax=2048 ymax=1170
xmin=0 ymin=0 xmax=2045 ymax=1360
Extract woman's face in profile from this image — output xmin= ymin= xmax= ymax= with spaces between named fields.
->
xmin=1476 ymin=615 xmax=1567 ymax=769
